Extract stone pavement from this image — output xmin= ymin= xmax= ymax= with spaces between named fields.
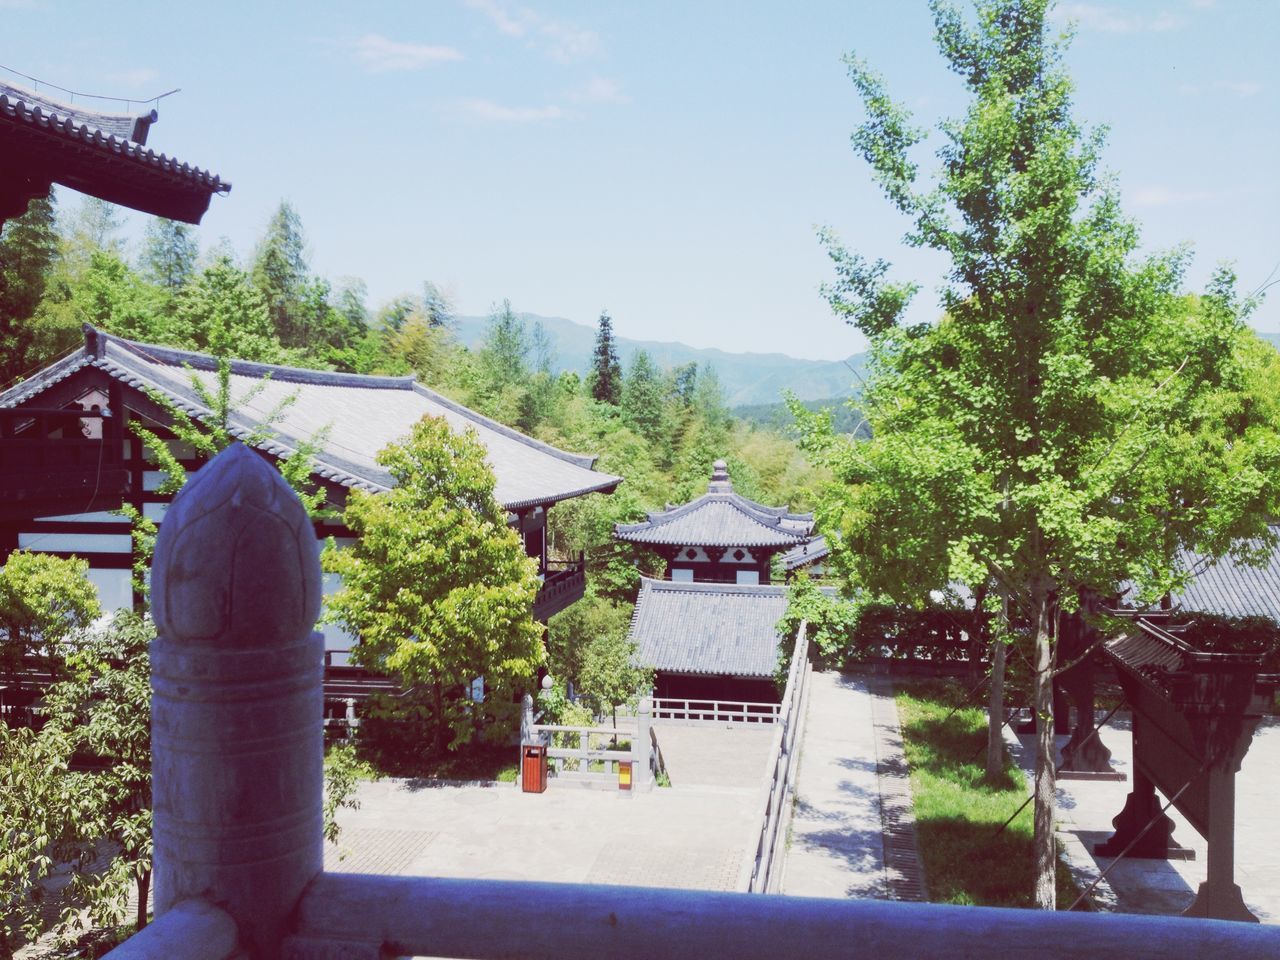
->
xmin=651 ymin=722 xmax=776 ymax=788
xmin=779 ymin=671 xmax=905 ymax=899
xmin=1005 ymin=714 xmax=1280 ymax=922
xmin=326 ymin=774 xmax=763 ymax=892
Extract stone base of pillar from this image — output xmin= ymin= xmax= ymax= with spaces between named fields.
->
xmin=1183 ymin=881 xmax=1259 ymax=923
xmin=282 ymin=935 xmax=388 ymax=959
xmin=1095 ymin=787 xmax=1195 ymax=861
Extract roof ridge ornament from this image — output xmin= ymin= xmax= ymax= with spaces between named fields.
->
xmin=708 ymin=458 xmax=732 ymax=493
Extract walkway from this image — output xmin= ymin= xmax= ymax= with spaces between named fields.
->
xmin=1006 ymin=714 xmax=1280 ymax=922
xmin=780 ymin=671 xmax=919 ymax=899
xmin=651 ymin=723 xmax=776 ymax=788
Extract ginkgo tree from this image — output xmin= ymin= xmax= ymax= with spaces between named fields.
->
xmin=803 ymin=0 xmax=1280 ymax=909
xmin=324 ymin=415 xmax=545 ymax=755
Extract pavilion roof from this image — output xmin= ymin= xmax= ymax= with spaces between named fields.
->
xmin=614 ymin=460 xmax=813 ymax=549
xmin=1168 ymin=527 xmax=1280 ymax=622
xmin=0 ymin=327 xmax=621 ymax=511
xmin=0 ymin=80 xmax=229 ymax=224
xmin=628 ymin=578 xmax=793 ymax=678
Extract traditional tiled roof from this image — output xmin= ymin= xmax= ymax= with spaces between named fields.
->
xmin=0 ymin=80 xmax=229 ymax=222
xmin=614 ymin=460 xmax=813 ymax=549
xmin=1170 ymin=528 xmax=1280 ymax=622
xmin=780 ymin=534 xmax=829 ymax=571
xmin=0 ymin=327 xmax=621 ymax=511
xmin=628 ymin=578 xmax=793 ymax=678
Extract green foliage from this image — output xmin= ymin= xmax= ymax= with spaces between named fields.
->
xmin=178 ymin=255 xmax=285 ymax=362
xmin=546 ymin=589 xmax=634 ymax=687
xmin=0 ymin=551 xmax=101 ymax=689
xmin=0 ymin=723 xmax=88 ymax=959
xmin=575 ymin=616 xmax=653 ymax=727
xmin=42 ymin=612 xmax=154 ymax=933
xmin=251 ymin=200 xmax=309 ymax=347
xmin=809 ymin=0 xmax=1280 ymax=907
xmin=324 ymin=416 xmax=545 ymax=754
xmin=140 ymin=218 xmax=198 ymax=294
xmin=622 ymin=350 xmax=665 ymax=444
xmin=589 ymin=310 xmax=623 ymax=405
xmin=0 ymin=194 xmax=59 ymax=385
xmin=322 ymin=742 xmax=366 ymax=845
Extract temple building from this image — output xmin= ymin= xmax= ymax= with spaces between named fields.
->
xmin=0 ymin=327 xmax=621 ymax=669
xmin=613 ymin=460 xmax=814 ymax=585
xmin=0 ymin=79 xmax=229 ymax=227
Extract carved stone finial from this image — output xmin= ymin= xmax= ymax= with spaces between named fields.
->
xmin=152 ymin=442 xmax=321 ymax=648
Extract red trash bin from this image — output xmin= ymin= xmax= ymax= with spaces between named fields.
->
xmin=522 ymin=743 xmax=548 ymax=793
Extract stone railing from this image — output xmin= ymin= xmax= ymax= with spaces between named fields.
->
xmin=741 ymin=622 xmax=812 ymax=893
xmin=523 ymin=696 xmax=654 ymax=790
xmin=103 ymin=444 xmax=1280 ymax=959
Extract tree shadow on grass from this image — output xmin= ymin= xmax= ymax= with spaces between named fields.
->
xmin=902 ymin=711 xmax=1023 ymax=794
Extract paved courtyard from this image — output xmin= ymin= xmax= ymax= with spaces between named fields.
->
xmin=1006 ymin=714 xmax=1280 ymax=922
xmin=327 ymin=763 xmax=765 ymax=892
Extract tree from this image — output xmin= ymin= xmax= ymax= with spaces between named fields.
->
xmin=178 ymin=255 xmax=285 ymax=362
xmin=250 ymin=201 xmax=309 ymax=347
xmin=578 ymin=626 xmax=653 ymax=731
xmin=622 ymin=350 xmax=665 ymax=443
xmin=0 ymin=194 xmax=58 ymax=385
xmin=806 ymin=0 xmax=1280 ymax=908
xmin=0 ymin=552 xmax=100 ymax=696
xmin=546 ymin=590 xmax=635 ymax=689
xmin=589 ymin=310 xmax=623 ymax=405
xmin=323 ymin=416 xmax=545 ymax=754
xmin=43 ymin=611 xmax=154 ymax=934
xmin=140 ymin=218 xmax=198 ymax=294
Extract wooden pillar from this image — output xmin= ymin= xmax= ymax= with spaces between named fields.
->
xmin=149 ymin=443 xmax=324 ymax=958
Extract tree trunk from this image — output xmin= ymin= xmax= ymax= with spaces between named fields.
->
xmin=433 ymin=682 xmax=447 ymax=756
xmin=135 ymin=867 xmax=151 ymax=930
xmin=985 ymin=591 xmax=1007 ymax=779
xmin=1032 ymin=584 xmax=1057 ymax=910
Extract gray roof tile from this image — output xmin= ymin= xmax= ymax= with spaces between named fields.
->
xmin=615 ymin=462 xmax=813 ymax=549
xmin=1171 ymin=527 xmax=1280 ymax=622
xmin=0 ymin=328 xmax=620 ymax=511
xmin=628 ymin=578 xmax=792 ymax=678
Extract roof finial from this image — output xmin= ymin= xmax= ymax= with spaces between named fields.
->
xmin=709 ymin=458 xmax=732 ymax=493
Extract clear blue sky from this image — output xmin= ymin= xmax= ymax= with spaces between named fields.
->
xmin=7 ymin=0 xmax=1277 ymax=361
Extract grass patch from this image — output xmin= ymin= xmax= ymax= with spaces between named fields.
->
xmin=896 ymin=679 xmax=1080 ymax=908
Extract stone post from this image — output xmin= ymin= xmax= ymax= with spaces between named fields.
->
xmin=150 ymin=443 xmax=325 ymax=958
xmin=633 ymin=697 xmax=654 ymax=792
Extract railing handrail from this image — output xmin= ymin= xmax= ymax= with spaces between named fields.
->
xmin=741 ymin=621 xmax=811 ymax=893
xmin=287 ymin=873 xmax=1280 ymax=960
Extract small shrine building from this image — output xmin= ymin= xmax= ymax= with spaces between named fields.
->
xmin=613 ymin=460 xmax=813 ymax=585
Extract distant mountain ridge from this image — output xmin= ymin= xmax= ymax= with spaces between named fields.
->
xmin=452 ymin=312 xmax=864 ymax=407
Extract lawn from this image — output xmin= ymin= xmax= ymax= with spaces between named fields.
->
xmin=896 ymin=680 xmax=1082 ymax=909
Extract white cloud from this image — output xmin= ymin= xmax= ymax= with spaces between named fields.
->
xmin=1055 ymin=4 xmax=1186 ymax=33
xmin=573 ymin=76 xmax=627 ymax=104
xmin=1131 ymin=185 xmax=1216 ymax=207
xmin=352 ymin=33 xmax=465 ymax=73
xmin=107 ymin=68 xmax=159 ymax=89
xmin=456 ymin=97 xmax=565 ymax=123
xmin=464 ymin=0 xmax=527 ymax=36
xmin=464 ymin=0 xmax=600 ymax=62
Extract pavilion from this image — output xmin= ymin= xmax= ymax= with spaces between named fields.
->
xmin=614 ymin=459 xmax=814 ymax=585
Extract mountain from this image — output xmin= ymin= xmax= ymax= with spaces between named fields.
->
xmin=451 ymin=312 xmax=864 ymax=407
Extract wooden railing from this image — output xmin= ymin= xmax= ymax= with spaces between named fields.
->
xmin=651 ymin=697 xmax=781 ymax=724
xmin=741 ymin=622 xmax=811 ymax=893
xmin=532 ymin=554 xmax=586 ymax=621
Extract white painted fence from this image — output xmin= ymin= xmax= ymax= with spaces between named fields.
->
xmin=651 ymin=697 xmax=781 ymax=724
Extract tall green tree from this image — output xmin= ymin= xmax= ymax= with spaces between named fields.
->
xmin=622 ymin=350 xmax=665 ymax=443
xmin=806 ymin=0 xmax=1280 ymax=908
xmin=0 ymin=552 xmax=100 ymax=695
xmin=179 ymin=255 xmax=285 ymax=362
xmin=589 ymin=310 xmax=623 ymax=405
xmin=0 ymin=195 xmax=58 ymax=385
xmin=140 ymin=218 xmax=198 ymax=294
xmin=323 ymin=416 xmax=544 ymax=754
xmin=251 ymin=201 xmax=309 ymax=347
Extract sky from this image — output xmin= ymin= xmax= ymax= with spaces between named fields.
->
xmin=4 ymin=0 xmax=1277 ymax=362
